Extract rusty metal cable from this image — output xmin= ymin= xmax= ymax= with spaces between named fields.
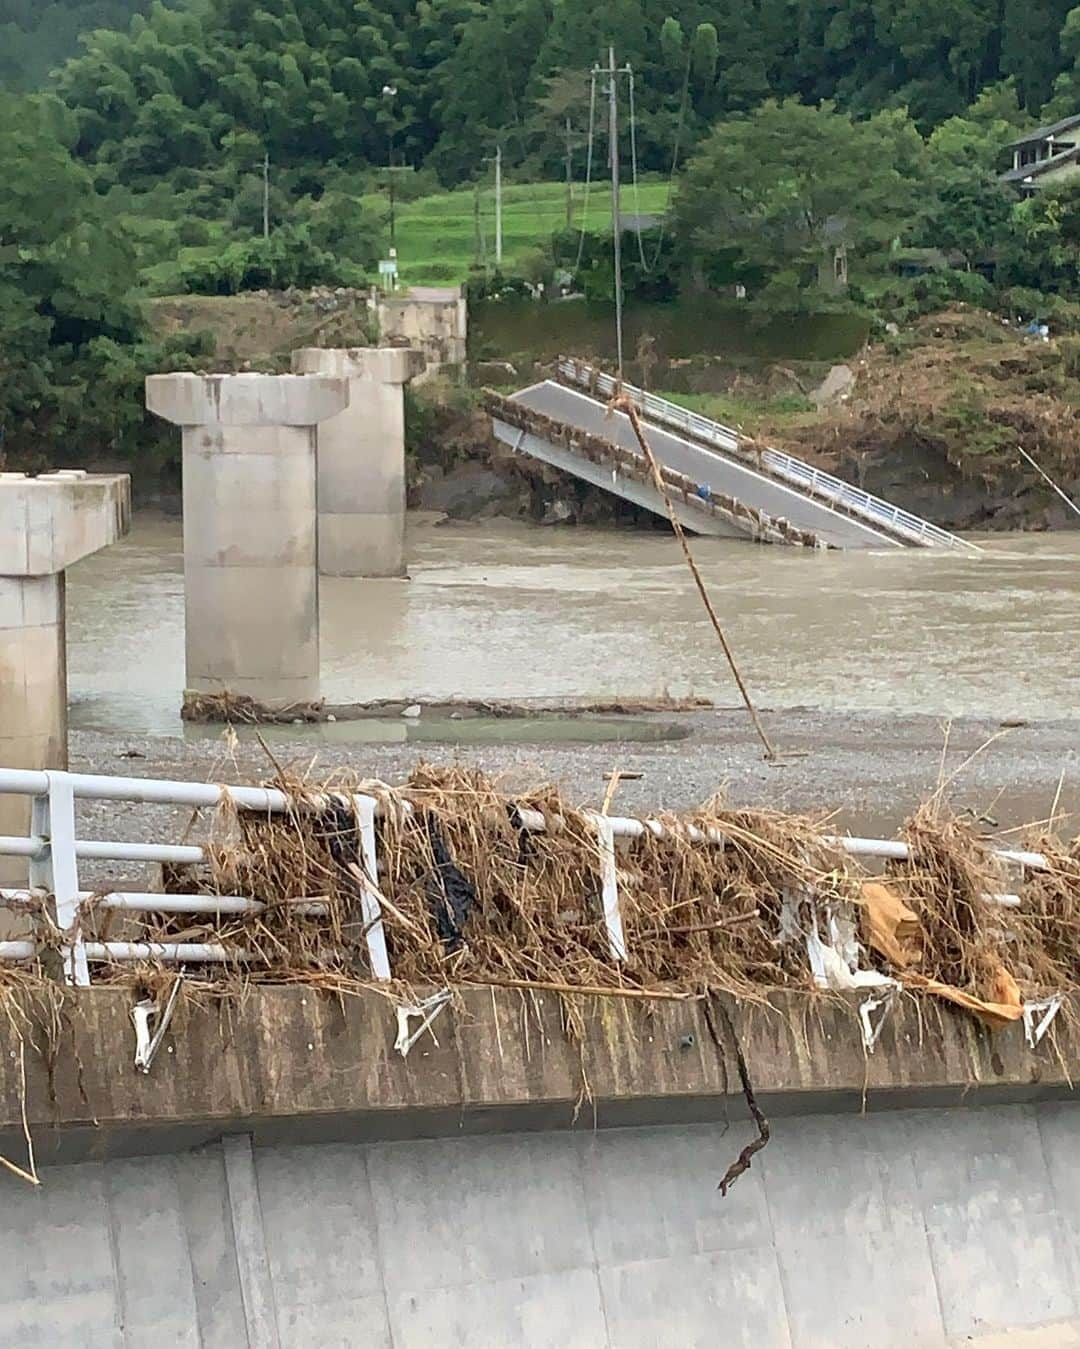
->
xmin=610 ymin=395 xmax=778 ymax=761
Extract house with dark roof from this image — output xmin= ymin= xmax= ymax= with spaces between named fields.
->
xmin=1000 ymin=114 xmax=1080 ymax=195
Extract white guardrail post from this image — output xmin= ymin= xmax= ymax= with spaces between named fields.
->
xmin=352 ymin=794 xmax=391 ymax=981
xmin=30 ymin=773 xmax=90 ymax=986
xmin=590 ymin=813 xmax=628 ymax=961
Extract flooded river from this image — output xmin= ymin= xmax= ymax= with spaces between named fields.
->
xmin=66 ymin=514 xmax=1079 ymax=735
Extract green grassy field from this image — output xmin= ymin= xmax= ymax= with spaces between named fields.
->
xmin=139 ymin=178 xmax=674 ymax=294
xmin=359 ymin=179 xmax=673 ymax=286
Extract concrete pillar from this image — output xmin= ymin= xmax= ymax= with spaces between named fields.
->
xmin=146 ymin=373 xmax=348 ymax=707
xmin=291 ymin=347 xmax=422 ymax=578
xmin=0 ymin=471 xmax=130 ymax=879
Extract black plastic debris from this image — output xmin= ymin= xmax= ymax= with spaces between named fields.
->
xmin=316 ymin=797 xmax=364 ymax=875
xmin=424 ymin=814 xmax=477 ymax=950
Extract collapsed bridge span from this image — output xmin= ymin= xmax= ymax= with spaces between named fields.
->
xmin=489 ymin=357 xmax=979 ymax=551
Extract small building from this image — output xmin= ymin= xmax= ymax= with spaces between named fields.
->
xmin=1000 ymin=115 xmax=1080 ymax=195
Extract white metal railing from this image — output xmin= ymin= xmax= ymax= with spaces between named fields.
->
xmin=0 ymin=767 xmax=1046 ymax=986
xmin=557 ymin=358 xmax=980 ymax=553
xmin=0 ymin=768 xmax=388 ymax=986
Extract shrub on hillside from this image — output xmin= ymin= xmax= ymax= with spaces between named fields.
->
xmin=862 ymin=270 xmax=995 ymax=326
xmin=177 ymin=218 xmax=212 ymax=247
xmin=997 ymin=287 xmax=1080 ymax=332
xmin=176 ymin=225 xmax=366 ymax=295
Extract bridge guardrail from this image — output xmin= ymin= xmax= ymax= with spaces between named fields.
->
xmin=0 ymin=767 xmax=1042 ymax=986
xmin=0 ymin=769 xmax=390 ymax=986
xmin=556 ymin=358 xmax=980 ymax=553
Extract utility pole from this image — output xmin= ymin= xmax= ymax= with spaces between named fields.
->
xmin=494 ymin=143 xmax=503 ymax=266
xmin=262 ymin=151 xmax=270 ymax=240
xmin=565 ymin=117 xmax=574 ymax=229
xmin=479 ymin=199 xmax=489 ymax=277
xmin=382 ymin=84 xmax=398 ymax=248
xmin=607 ymin=45 xmax=624 ymax=382
xmin=387 ymin=123 xmax=397 ymax=246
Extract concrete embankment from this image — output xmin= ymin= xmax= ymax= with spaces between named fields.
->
xmin=3 ymin=987 xmax=1080 ymax=1346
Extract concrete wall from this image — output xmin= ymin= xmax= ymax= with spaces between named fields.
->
xmin=376 ymin=287 xmax=466 ymax=377
xmin=6 ymin=1103 xmax=1080 ymax=1348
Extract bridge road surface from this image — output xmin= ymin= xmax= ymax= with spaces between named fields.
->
xmin=508 ymin=381 xmax=900 ymax=549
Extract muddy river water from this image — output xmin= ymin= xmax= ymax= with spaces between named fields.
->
xmin=66 ymin=514 xmax=1079 ymax=735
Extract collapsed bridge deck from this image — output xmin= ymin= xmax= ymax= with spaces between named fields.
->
xmin=490 ymin=358 xmax=978 ymax=551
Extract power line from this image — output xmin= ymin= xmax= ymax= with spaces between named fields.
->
xmin=627 ymin=68 xmax=650 ymax=273
xmin=573 ymin=70 xmax=598 ymax=273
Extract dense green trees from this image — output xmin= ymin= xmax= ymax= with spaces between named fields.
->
xmin=6 ymin=1 xmax=1080 ymax=307
xmin=8 ymin=0 xmax=1080 ymax=475
xmin=0 ymin=0 xmax=150 ymax=92
xmin=7 ymin=2 xmax=1080 ymax=308
xmin=0 ymin=92 xmax=205 ymax=466
xmin=675 ymin=101 xmax=926 ymax=307
xmin=14 ymin=0 xmax=1080 ymax=196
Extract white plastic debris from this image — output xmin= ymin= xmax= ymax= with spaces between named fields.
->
xmin=858 ymin=988 xmax=898 ymax=1053
xmin=1023 ymin=995 xmax=1064 ymax=1048
xmin=806 ymin=927 xmax=895 ymax=991
xmin=394 ymin=987 xmax=452 ymax=1058
xmin=131 ymin=1001 xmax=153 ymax=1064
xmin=131 ymin=977 xmax=183 ymax=1074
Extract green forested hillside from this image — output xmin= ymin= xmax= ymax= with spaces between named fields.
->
xmin=30 ymin=0 xmax=1080 ymax=190
xmin=0 ymin=0 xmax=150 ymax=92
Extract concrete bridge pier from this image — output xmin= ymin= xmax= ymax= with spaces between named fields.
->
xmin=291 ymin=347 xmax=422 ymax=578
xmin=0 ymin=471 xmax=130 ymax=880
xmin=145 ymin=373 xmax=348 ymax=706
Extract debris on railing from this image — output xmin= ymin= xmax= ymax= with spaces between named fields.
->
xmin=1 ymin=764 xmax=1077 ymax=1049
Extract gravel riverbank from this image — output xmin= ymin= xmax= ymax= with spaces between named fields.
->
xmin=68 ymin=707 xmax=1078 ymax=891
